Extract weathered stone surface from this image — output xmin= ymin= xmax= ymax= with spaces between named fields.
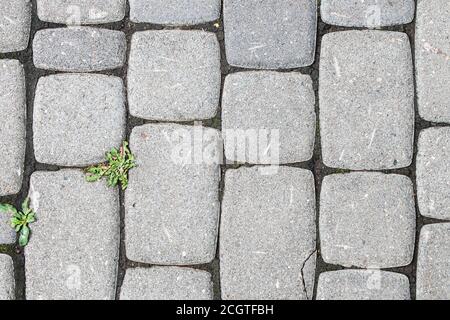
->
xmin=316 ymin=270 xmax=411 ymax=300
xmin=33 ymin=27 xmax=127 ymax=72
xmin=0 ymin=212 xmax=16 ymax=245
xmin=0 ymin=254 xmax=14 ymax=300
xmin=33 ymin=74 xmax=126 ymax=167
xmin=223 ymin=0 xmax=317 ymax=69
xmin=220 ymin=167 xmax=316 ymax=300
xmin=320 ymin=173 xmax=416 ymax=268
xmin=37 ymin=0 xmax=126 ymax=25
xmin=416 ymin=223 xmax=450 ymax=300
xmin=0 ymin=0 xmax=31 ymax=52
xmin=128 ymin=30 xmax=220 ymax=121
xmin=416 ymin=127 xmax=450 ymax=220
xmin=416 ymin=0 xmax=450 ymax=123
xmin=321 ymin=0 xmax=415 ymax=27
xmin=320 ymin=30 xmax=414 ymax=170
xmin=125 ymin=124 xmax=221 ymax=265
xmin=120 ymin=267 xmax=213 ymax=300
xmin=26 ymin=170 xmax=120 ymax=300
xmin=222 ymin=72 xmax=316 ymax=164
xmin=130 ymin=0 xmax=221 ymax=25
xmin=0 ymin=60 xmax=26 ymax=196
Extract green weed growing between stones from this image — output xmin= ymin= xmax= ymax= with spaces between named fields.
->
xmin=86 ymin=141 xmax=136 ymax=190
xmin=0 ymin=198 xmax=36 ymax=247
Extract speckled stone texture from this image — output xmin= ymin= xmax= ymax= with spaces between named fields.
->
xmin=0 ymin=254 xmax=15 ymax=300
xmin=0 ymin=0 xmax=31 ymax=53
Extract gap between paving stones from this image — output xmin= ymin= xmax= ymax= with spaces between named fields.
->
xmin=0 ymin=0 xmax=449 ymax=300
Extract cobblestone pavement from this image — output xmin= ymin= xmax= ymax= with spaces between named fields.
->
xmin=0 ymin=0 xmax=449 ymax=300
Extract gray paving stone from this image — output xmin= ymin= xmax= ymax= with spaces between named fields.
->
xmin=416 ymin=0 xmax=450 ymax=123
xmin=320 ymin=173 xmax=416 ymax=268
xmin=33 ymin=27 xmax=127 ymax=72
xmin=33 ymin=73 xmax=126 ymax=167
xmin=120 ymin=267 xmax=213 ymax=300
xmin=416 ymin=127 xmax=450 ymax=220
xmin=316 ymin=270 xmax=411 ymax=300
xmin=130 ymin=0 xmax=221 ymax=25
xmin=0 ymin=60 xmax=26 ymax=196
xmin=220 ymin=167 xmax=316 ymax=300
xmin=0 ymin=254 xmax=14 ymax=300
xmin=26 ymin=170 xmax=120 ymax=300
xmin=223 ymin=0 xmax=317 ymax=69
xmin=321 ymin=0 xmax=415 ymax=27
xmin=125 ymin=124 xmax=221 ymax=265
xmin=222 ymin=71 xmax=316 ymax=164
xmin=37 ymin=0 xmax=126 ymax=25
xmin=128 ymin=30 xmax=220 ymax=121
xmin=416 ymin=223 xmax=450 ymax=300
xmin=319 ymin=30 xmax=414 ymax=170
xmin=0 ymin=213 xmax=16 ymax=245
xmin=0 ymin=0 xmax=31 ymax=53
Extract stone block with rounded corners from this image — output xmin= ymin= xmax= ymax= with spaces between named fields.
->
xmin=222 ymin=71 xmax=316 ymax=164
xmin=125 ymin=124 xmax=221 ymax=265
xmin=0 ymin=0 xmax=31 ymax=53
xmin=128 ymin=30 xmax=221 ymax=121
xmin=0 ymin=254 xmax=14 ymax=300
xmin=320 ymin=30 xmax=414 ymax=170
xmin=320 ymin=172 xmax=416 ymax=268
xmin=220 ymin=166 xmax=316 ymax=300
xmin=25 ymin=170 xmax=120 ymax=300
xmin=120 ymin=267 xmax=213 ymax=300
xmin=33 ymin=73 xmax=126 ymax=167
xmin=223 ymin=0 xmax=317 ymax=69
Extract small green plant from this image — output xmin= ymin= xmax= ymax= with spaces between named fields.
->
xmin=0 ymin=198 xmax=36 ymax=247
xmin=86 ymin=141 xmax=136 ymax=190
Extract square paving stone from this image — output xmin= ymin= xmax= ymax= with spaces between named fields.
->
xmin=416 ymin=0 xmax=450 ymax=123
xmin=223 ymin=0 xmax=317 ymax=69
xmin=130 ymin=0 xmax=221 ymax=25
xmin=316 ymin=270 xmax=411 ymax=300
xmin=125 ymin=124 xmax=221 ymax=265
xmin=222 ymin=71 xmax=316 ymax=164
xmin=33 ymin=74 xmax=126 ymax=167
xmin=0 ymin=254 xmax=14 ymax=300
xmin=37 ymin=0 xmax=126 ymax=25
xmin=0 ymin=0 xmax=31 ymax=53
xmin=416 ymin=127 xmax=450 ymax=220
xmin=416 ymin=223 xmax=450 ymax=300
xmin=220 ymin=167 xmax=316 ymax=300
xmin=320 ymin=172 xmax=416 ymax=268
xmin=33 ymin=27 xmax=127 ymax=72
xmin=25 ymin=170 xmax=120 ymax=300
xmin=128 ymin=30 xmax=221 ymax=121
xmin=120 ymin=267 xmax=213 ymax=300
xmin=321 ymin=0 xmax=415 ymax=27
xmin=0 ymin=60 xmax=26 ymax=196
xmin=319 ymin=30 xmax=414 ymax=170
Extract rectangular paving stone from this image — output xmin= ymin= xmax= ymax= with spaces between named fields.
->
xmin=223 ymin=0 xmax=317 ymax=69
xmin=128 ymin=30 xmax=220 ymax=121
xmin=0 ymin=60 xmax=26 ymax=196
xmin=321 ymin=0 xmax=415 ymax=27
xmin=125 ymin=124 xmax=221 ymax=265
xmin=26 ymin=170 xmax=120 ymax=300
xmin=130 ymin=0 xmax=221 ymax=25
xmin=0 ymin=213 xmax=16 ymax=245
xmin=0 ymin=254 xmax=14 ymax=300
xmin=120 ymin=267 xmax=213 ymax=300
xmin=33 ymin=74 xmax=126 ymax=167
xmin=33 ymin=27 xmax=127 ymax=72
xmin=37 ymin=0 xmax=126 ymax=25
xmin=416 ymin=0 xmax=450 ymax=123
xmin=0 ymin=0 xmax=31 ymax=52
xmin=416 ymin=127 xmax=450 ymax=220
xmin=222 ymin=71 xmax=316 ymax=164
xmin=319 ymin=31 xmax=414 ymax=170
xmin=320 ymin=173 xmax=416 ymax=268
xmin=220 ymin=167 xmax=316 ymax=300
xmin=416 ymin=223 xmax=450 ymax=300
xmin=316 ymin=270 xmax=411 ymax=300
